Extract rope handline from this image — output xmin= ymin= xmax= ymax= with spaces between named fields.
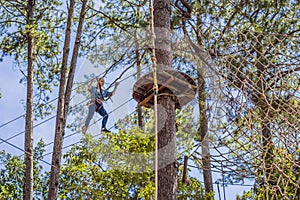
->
xmin=149 ymin=0 xmax=158 ymax=199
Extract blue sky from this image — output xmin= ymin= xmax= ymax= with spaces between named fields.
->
xmin=0 ymin=58 xmax=32 ymax=153
xmin=0 ymin=56 xmax=136 ymax=167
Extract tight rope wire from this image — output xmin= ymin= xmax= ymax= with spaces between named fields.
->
xmin=0 ymin=115 xmax=25 ymax=129
xmin=0 ymin=115 xmax=56 ymax=145
xmin=0 ymin=64 xmax=149 ymax=145
xmin=0 ymin=97 xmax=59 ymax=129
xmin=0 ymin=57 xmax=144 ymax=130
xmin=0 ymin=136 xmax=58 ymax=170
xmin=1 ymin=97 xmax=134 ymax=167
xmin=0 ymin=97 xmax=87 ymax=145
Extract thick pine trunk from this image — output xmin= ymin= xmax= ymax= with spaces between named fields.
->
xmin=24 ymin=1 xmax=35 ymax=199
xmin=154 ymin=0 xmax=177 ymax=199
xmin=255 ymin=51 xmax=274 ymax=196
xmin=157 ymin=96 xmax=177 ymax=199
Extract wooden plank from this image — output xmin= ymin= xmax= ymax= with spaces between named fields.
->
xmin=139 ymin=77 xmax=174 ymax=107
xmin=147 ymin=71 xmax=196 ymax=93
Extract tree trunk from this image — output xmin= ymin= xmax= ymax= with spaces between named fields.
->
xmin=262 ymin=113 xmax=274 ymax=187
xmin=24 ymin=1 xmax=35 ymax=199
xmin=198 ymin=72 xmax=213 ymax=194
xmin=256 ymin=50 xmax=274 ymax=190
xmin=48 ymin=1 xmax=88 ymax=199
xmin=157 ymin=96 xmax=177 ymax=200
xmin=135 ymin=29 xmax=145 ymax=131
xmin=47 ymin=0 xmax=75 ymax=199
xmin=154 ymin=0 xmax=177 ymax=199
xmin=64 ymin=0 xmax=88 ymax=116
xmin=195 ymin=5 xmax=214 ymax=194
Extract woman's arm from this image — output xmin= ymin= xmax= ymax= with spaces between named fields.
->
xmin=88 ymin=78 xmax=95 ymax=91
xmin=111 ymin=82 xmax=119 ymax=96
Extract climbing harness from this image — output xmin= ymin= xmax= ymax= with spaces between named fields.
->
xmin=95 ymin=77 xmax=113 ymax=102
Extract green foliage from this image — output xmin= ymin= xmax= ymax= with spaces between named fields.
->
xmin=0 ymin=140 xmax=49 ymax=200
xmin=0 ymin=0 xmax=65 ymax=118
xmin=177 ymin=176 xmax=212 ymax=199
xmin=236 ymin=190 xmax=254 ymax=200
xmin=60 ymin=122 xmax=154 ymax=199
xmin=60 ymin=106 xmax=202 ymax=199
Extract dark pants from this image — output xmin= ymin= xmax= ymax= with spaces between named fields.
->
xmin=84 ymin=102 xmax=108 ymax=129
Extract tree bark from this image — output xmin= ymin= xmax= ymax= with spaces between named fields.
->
xmin=262 ymin=112 xmax=274 ymax=188
xmin=24 ymin=1 xmax=35 ymax=199
xmin=47 ymin=0 xmax=75 ymax=199
xmin=256 ymin=50 xmax=274 ymax=189
xmin=198 ymin=72 xmax=213 ymax=194
xmin=154 ymin=0 xmax=178 ymax=199
xmin=195 ymin=4 xmax=214 ymax=194
xmin=157 ymin=95 xmax=177 ymax=200
xmin=48 ymin=0 xmax=88 ymax=199
xmin=135 ymin=29 xmax=145 ymax=131
xmin=154 ymin=0 xmax=172 ymax=72
xmin=64 ymin=0 xmax=88 ymax=116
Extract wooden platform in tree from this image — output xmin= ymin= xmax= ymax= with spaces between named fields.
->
xmin=133 ymin=70 xmax=197 ymax=109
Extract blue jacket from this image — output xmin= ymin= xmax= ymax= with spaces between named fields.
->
xmin=90 ymin=86 xmax=112 ymax=103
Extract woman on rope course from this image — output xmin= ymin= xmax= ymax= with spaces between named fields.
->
xmin=82 ymin=77 xmax=119 ymax=134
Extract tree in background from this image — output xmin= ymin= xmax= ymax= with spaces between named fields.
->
xmin=213 ymin=1 xmax=300 ymax=198
xmin=24 ymin=1 xmax=35 ymax=198
xmin=0 ymin=140 xmax=49 ymax=200
xmin=0 ymin=0 xmax=64 ymax=198
xmin=0 ymin=0 xmax=64 ymax=118
xmin=47 ymin=0 xmax=90 ymax=199
xmin=170 ymin=0 xmax=300 ymax=198
xmin=179 ymin=0 xmax=300 ymax=199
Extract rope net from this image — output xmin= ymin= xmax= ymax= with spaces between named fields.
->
xmin=198 ymin=28 xmax=300 ymax=199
